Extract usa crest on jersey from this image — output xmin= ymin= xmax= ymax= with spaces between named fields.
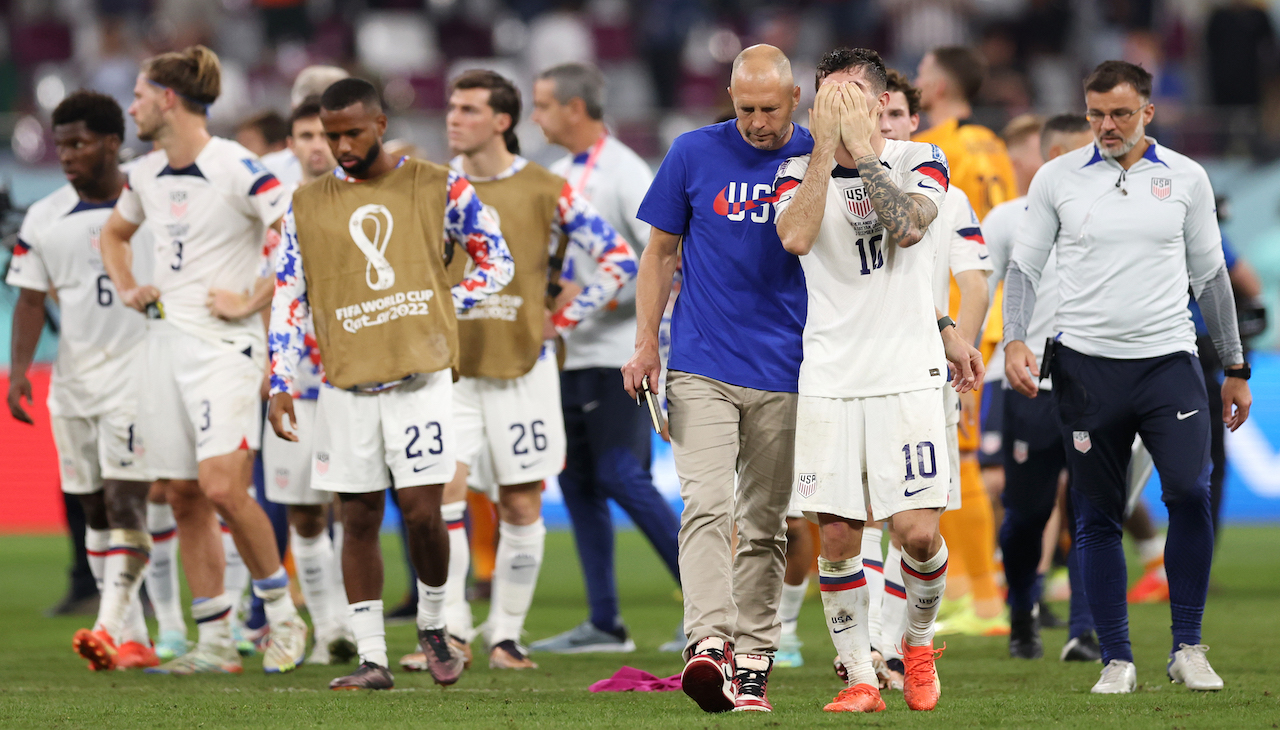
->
xmin=845 ymin=186 xmax=873 ymax=218
xmin=1150 ymin=177 xmax=1172 ymax=200
xmin=170 ymin=190 xmax=188 ymax=218
xmin=797 ymin=472 xmax=817 ymax=498
xmin=1073 ymin=431 xmax=1092 ymax=454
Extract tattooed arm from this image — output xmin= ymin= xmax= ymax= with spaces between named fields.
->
xmin=853 ymin=153 xmax=938 ymax=248
xmin=840 ymin=84 xmax=941 ymax=248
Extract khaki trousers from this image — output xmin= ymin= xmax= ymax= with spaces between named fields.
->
xmin=667 ymin=371 xmax=797 ymax=657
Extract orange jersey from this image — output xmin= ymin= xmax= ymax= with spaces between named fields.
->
xmin=915 ymin=118 xmax=1017 ymax=221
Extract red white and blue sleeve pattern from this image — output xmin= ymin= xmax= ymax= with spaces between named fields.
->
xmin=267 ymin=205 xmax=312 ymax=398
xmin=548 ymin=181 xmax=637 ymax=333
xmin=771 ymin=156 xmax=810 ymax=216
xmin=910 ymin=145 xmax=951 ymax=202
xmin=444 ymin=171 xmax=514 ymax=312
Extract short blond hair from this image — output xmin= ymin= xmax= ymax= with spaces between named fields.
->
xmin=1001 ymin=113 xmax=1043 ymax=148
xmin=144 ymin=45 xmax=221 ymax=114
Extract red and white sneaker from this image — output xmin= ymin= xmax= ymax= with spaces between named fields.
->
xmin=681 ymin=637 xmax=736 ymax=713
xmin=732 ymin=654 xmax=773 ymax=712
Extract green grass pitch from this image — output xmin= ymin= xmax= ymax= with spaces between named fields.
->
xmin=0 ymin=527 xmax=1277 ymax=729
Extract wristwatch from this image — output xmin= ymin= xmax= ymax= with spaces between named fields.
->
xmin=1225 ymin=364 xmax=1251 ymax=381
xmin=937 ymin=316 xmax=956 ymax=333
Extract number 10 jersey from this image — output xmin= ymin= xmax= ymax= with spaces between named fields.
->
xmin=773 ymin=139 xmax=951 ymax=399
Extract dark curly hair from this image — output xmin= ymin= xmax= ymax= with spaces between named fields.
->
xmin=815 ymin=47 xmax=887 ymax=94
xmin=885 ymin=69 xmax=922 ymax=117
xmin=51 ymin=90 xmax=124 ymax=139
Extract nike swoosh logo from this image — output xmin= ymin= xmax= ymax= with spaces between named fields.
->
xmin=832 ymin=624 xmax=857 ymax=634
xmin=519 ymin=459 xmax=542 ymax=469
xmin=904 ymin=485 xmax=932 ymax=497
xmin=1177 ymin=410 xmax=1200 ymax=420
xmin=917 ymin=181 xmax=939 ymax=191
xmin=412 ymin=463 xmax=439 ymax=473
xmin=978 ymin=252 xmax=989 ymax=259
xmin=197 ymin=438 xmax=212 ymax=447
xmin=269 ymin=195 xmax=284 ymax=206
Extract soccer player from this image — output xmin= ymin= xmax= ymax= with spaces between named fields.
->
xmin=100 ymin=45 xmax=307 ymax=674
xmin=913 ymin=46 xmax=1017 ymax=218
xmin=261 ymin=66 xmax=350 ymax=187
xmin=6 ymin=91 xmax=156 ymax=671
xmin=526 ymin=62 xmax=681 ymax=655
xmin=1003 ymin=61 xmax=1249 ymax=694
xmin=914 ymin=45 xmax=1011 ymax=634
xmin=267 ymin=77 xmax=513 ymax=690
xmin=413 ymin=69 xmax=634 ymax=671
xmin=880 ymin=67 xmax=993 ymax=650
xmin=775 ymin=47 xmax=982 ymax=714
xmin=985 ymin=113 xmax=1100 ymax=662
xmin=625 ymin=44 xmax=814 ymax=714
xmin=258 ymin=98 xmax=356 ymax=665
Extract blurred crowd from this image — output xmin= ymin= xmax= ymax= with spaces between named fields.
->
xmin=3 ymin=0 xmax=1279 ymax=163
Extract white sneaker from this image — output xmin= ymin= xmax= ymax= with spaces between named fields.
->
xmin=263 ymin=616 xmax=308 ymax=674
xmin=307 ymin=636 xmax=331 ymax=665
xmin=1091 ymin=659 xmax=1137 ymax=694
xmin=1167 ymin=644 xmax=1223 ymax=691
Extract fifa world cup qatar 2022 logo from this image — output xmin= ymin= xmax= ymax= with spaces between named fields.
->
xmin=349 ymin=204 xmax=396 ymax=290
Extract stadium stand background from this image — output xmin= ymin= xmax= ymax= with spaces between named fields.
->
xmin=2 ymin=0 xmax=1280 ymax=529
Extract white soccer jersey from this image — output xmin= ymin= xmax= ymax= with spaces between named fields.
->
xmin=774 ymin=139 xmax=950 ymax=399
xmin=115 ymin=137 xmax=289 ymax=351
xmin=1009 ymin=140 xmax=1222 ymax=359
xmin=6 ymin=184 xmax=151 ymax=417
xmin=931 ymin=185 xmax=993 ymax=313
xmin=986 ymin=196 xmax=1056 ymax=387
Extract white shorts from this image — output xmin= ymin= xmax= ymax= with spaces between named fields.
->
xmin=455 ymin=354 xmax=566 ymax=490
xmin=945 ymin=422 xmax=962 ymax=511
xmin=792 ymin=388 xmax=950 ymax=522
xmin=51 ymin=408 xmax=151 ymax=495
xmin=311 ymin=370 xmax=456 ymax=493
xmin=263 ymin=398 xmax=329 ymax=505
xmin=142 ymin=322 xmax=263 ymax=480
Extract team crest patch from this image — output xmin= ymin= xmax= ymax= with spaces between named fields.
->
xmin=1151 ymin=177 xmax=1172 ymax=200
xmin=315 ymin=452 xmax=330 ymax=475
xmin=1072 ymin=431 xmax=1092 ymax=454
xmin=275 ymin=468 xmax=290 ymax=488
xmin=170 ymin=190 xmax=188 ymax=218
xmin=1013 ymin=439 xmax=1029 ymax=464
xmin=981 ymin=432 xmax=1002 ymax=456
xmin=844 ymin=186 xmax=874 ymax=218
xmin=797 ymin=473 xmax=817 ymax=498
xmin=89 ymin=225 xmax=102 ymax=252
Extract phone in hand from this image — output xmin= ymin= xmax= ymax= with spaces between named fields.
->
xmin=639 ymin=375 xmax=666 ymax=435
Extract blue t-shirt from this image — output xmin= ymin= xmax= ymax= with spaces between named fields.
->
xmin=1189 ymin=237 xmax=1237 ymax=335
xmin=638 ymin=120 xmax=813 ymax=392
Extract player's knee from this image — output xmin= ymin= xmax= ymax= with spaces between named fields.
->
xmin=288 ymin=506 xmax=325 ymax=538
xmin=899 ymin=526 xmax=935 ymax=557
xmin=402 ymin=503 xmax=444 ymax=535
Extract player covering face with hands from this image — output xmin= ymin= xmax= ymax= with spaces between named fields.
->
xmin=773 ymin=47 xmax=982 ymax=714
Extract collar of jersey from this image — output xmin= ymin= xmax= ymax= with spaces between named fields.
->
xmin=332 ymin=156 xmax=408 ymax=183
xmin=1082 ymin=137 xmax=1167 ymax=168
xmin=449 ymin=155 xmax=527 ymax=182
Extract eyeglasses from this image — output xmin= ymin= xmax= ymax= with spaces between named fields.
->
xmin=1085 ymin=105 xmax=1148 ymax=124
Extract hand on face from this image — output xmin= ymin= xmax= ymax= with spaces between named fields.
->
xmin=808 ymin=83 xmax=843 ymax=154
xmin=839 ymin=84 xmax=878 ymax=157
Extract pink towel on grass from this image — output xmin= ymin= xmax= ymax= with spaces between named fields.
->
xmin=589 ymin=666 xmax=683 ymax=692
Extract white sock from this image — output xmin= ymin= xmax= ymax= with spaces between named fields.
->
xmin=349 ymin=599 xmax=387 ymax=667
xmin=881 ymin=542 xmax=907 ymax=660
xmin=900 ymin=540 xmax=949 ymax=648
xmin=221 ymin=525 xmax=249 ymax=617
xmin=819 ymin=556 xmax=876 ymax=687
xmin=252 ymin=566 xmax=298 ymax=627
xmin=146 ymin=503 xmax=186 ymax=637
xmin=488 ymin=519 xmax=546 ymax=645
xmin=290 ymin=527 xmax=338 ymax=636
xmin=441 ymin=500 xmax=473 ymax=640
xmin=1137 ymin=534 xmax=1168 ymax=579
xmin=417 ymin=580 xmax=447 ymax=632
xmin=861 ymin=526 xmax=885 ymax=651
xmin=779 ymin=577 xmax=808 ymax=636
xmin=98 ymin=529 xmax=151 ymax=642
xmin=123 ymin=593 xmax=151 ymax=644
xmin=86 ymin=528 xmax=109 ymax=633
xmin=192 ymin=595 xmax=234 ymax=648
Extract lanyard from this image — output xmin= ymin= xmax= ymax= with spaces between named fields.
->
xmin=573 ymin=135 xmax=607 ymax=197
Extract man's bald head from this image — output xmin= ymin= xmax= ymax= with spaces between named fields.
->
xmin=731 ymin=44 xmax=794 ymax=90
xmin=727 ymin=44 xmax=800 ymax=150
